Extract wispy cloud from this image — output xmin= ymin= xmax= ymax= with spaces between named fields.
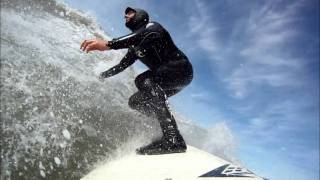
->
xmin=184 ymin=1 xmax=318 ymax=178
xmin=190 ymin=91 xmax=211 ymax=104
xmin=186 ymin=0 xmax=309 ymax=99
xmin=187 ymin=0 xmax=219 ymax=54
xmin=227 ymin=1 xmax=306 ymax=98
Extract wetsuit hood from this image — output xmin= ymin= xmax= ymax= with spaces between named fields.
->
xmin=125 ymin=7 xmax=149 ymax=32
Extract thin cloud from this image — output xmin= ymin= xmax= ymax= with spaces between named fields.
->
xmin=224 ymin=0 xmax=306 ymax=98
xmin=187 ymin=0 xmax=219 ymax=54
xmin=186 ymin=0 xmax=306 ymax=99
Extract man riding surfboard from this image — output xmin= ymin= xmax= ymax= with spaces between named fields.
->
xmin=81 ymin=7 xmax=193 ymax=155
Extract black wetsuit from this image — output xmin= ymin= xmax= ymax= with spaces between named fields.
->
xmin=100 ymin=7 xmax=193 ymax=154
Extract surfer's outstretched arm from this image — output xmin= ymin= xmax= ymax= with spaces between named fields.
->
xmin=108 ymin=22 xmax=162 ymax=50
xmin=99 ymin=49 xmax=137 ymax=80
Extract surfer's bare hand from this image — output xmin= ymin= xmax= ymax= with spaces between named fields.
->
xmin=98 ymin=72 xmax=106 ymax=82
xmin=80 ymin=39 xmax=110 ymax=53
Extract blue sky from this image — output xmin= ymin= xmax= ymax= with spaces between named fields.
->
xmin=60 ymin=0 xmax=319 ymax=179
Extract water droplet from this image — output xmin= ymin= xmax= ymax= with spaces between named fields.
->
xmin=62 ymin=129 xmax=71 ymax=140
xmin=39 ymin=161 xmax=45 ymax=170
xmin=40 ymin=170 xmax=46 ymax=178
xmin=54 ymin=157 xmax=61 ymax=165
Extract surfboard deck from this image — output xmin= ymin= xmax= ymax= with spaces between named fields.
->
xmin=81 ymin=145 xmax=264 ymax=180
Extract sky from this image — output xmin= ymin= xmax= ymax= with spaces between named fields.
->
xmin=60 ymin=0 xmax=319 ymax=179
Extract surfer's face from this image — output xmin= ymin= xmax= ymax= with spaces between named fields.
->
xmin=125 ymin=10 xmax=135 ymax=23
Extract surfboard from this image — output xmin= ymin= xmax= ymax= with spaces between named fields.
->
xmin=81 ymin=145 xmax=265 ymax=180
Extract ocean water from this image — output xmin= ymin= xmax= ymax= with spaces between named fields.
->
xmin=0 ymin=0 xmax=237 ymax=179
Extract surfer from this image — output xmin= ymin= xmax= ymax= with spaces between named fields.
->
xmin=81 ymin=7 xmax=193 ymax=155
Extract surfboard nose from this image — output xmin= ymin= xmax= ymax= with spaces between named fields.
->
xmin=81 ymin=145 xmax=264 ymax=180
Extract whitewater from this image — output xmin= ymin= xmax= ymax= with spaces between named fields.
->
xmin=0 ymin=0 xmax=237 ymax=179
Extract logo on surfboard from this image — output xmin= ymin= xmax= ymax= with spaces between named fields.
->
xmin=199 ymin=164 xmax=256 ymax=178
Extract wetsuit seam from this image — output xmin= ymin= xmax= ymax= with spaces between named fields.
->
xmin=137 ymin=32 xmax=160 ymax=46
xmin=153 ymin=46 xmax=163 ymax=64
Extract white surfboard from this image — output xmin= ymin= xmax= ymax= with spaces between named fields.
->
xmin=81 ymin=145 xmax=265 ymax=180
